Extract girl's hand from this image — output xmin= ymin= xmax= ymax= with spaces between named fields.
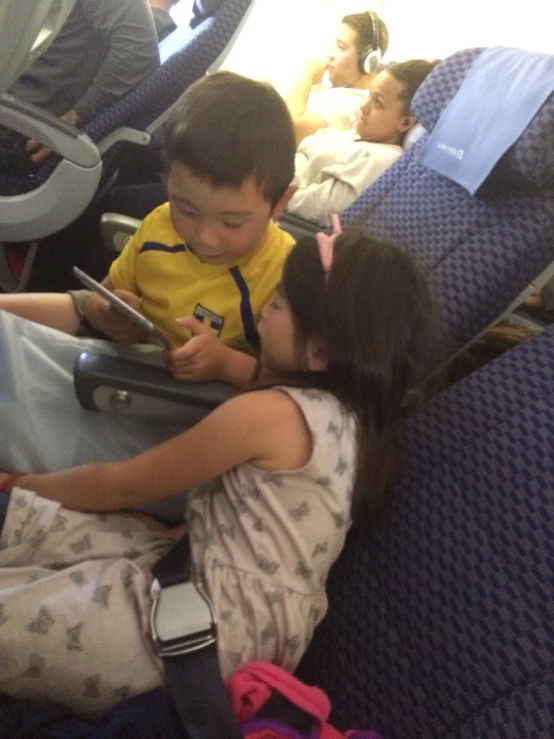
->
xmin=125 ymin=511 xmax=188 ymax=540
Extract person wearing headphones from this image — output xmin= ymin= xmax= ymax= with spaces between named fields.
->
xmin=285 ymin=11 xmax=389 ymax=145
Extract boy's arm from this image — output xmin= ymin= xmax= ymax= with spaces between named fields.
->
xmin=0 ymin=293 xmax=81 ymax=334
xmin=83 ymin=208 xmax=155 ymax=342
xmin=0 ymin=280 xmax=143 ymax=341
xmin=82 ymin=210 xmax=148 ymax=343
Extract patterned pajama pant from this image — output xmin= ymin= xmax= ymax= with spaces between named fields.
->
xmin=0 ymin=487 xmax=174 ymax=716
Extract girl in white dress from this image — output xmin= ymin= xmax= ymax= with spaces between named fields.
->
xmin=0 ymin=220 xmax=442 ymax=715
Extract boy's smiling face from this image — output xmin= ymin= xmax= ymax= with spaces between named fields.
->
xmin=168 ymin=162 xmax=290 ymax=265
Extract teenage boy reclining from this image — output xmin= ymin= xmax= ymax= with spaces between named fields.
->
xmin=287 ymin=59 xmax=439 ymax=227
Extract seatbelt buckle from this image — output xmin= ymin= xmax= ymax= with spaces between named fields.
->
xmin=150 ymin=579 xmax=216 ymax=657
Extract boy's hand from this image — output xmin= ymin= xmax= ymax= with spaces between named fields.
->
xmin=84 ymin=289 xmax=147 ymax=343
xmin=164 ymin=316 xmax=230 ymax=382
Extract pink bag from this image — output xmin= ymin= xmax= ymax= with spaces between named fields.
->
xmin=226 ymin=661 xmax=384 ymax=739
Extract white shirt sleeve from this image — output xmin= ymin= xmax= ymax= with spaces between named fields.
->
xmin=288 ymin=177 xmax=357 ymax=227
xmin=289 ymin=143 xmax=402 ymax=226
xmin=307 ymin=88 xmax=369 ymax=131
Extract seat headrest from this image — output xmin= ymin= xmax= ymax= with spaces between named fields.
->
xmin=412 ymin=48 xmax=554 ymax=188
xmin=193 ymin=0 xmax=224 ymax=17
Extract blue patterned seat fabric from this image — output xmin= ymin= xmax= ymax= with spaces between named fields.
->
xmin=297 ymin=324 xmax=554 ymax=739
xmin=0 ymin=0 xmax=254 ymax=197
xmin=337 ymin=47 xmax=554 ymax=354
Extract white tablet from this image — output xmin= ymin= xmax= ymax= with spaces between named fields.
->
xmin=72 ymin=267 xmax=172 ymax=349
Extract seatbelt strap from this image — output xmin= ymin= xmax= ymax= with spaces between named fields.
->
xmin=151 ymin=535 xmax=243 ymax=739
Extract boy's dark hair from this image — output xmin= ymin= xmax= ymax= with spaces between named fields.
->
xmin=164 ymin=71 xmax=295 ymax=208
xmin=342 ymin=12 xmax=389 ymax=57
xmin=387 ymin=59 xmax=441 ymax=114
xmin=279 ymin=230 xmax=443 ymax=530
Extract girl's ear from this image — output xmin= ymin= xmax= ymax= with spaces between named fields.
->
xmin=399 ymin=113 xmax=417 ymax=134
xmin=306 ymin=335 xmax=328 ymax=371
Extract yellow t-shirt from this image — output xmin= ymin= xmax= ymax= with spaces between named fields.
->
xmin=109 ymin=203 xmax=295 ymax=350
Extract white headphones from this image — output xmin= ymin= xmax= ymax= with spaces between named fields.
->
xmin=358 ymin=11 xmax=381 ymax=75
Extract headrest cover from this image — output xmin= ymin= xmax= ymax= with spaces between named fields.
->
xmin=412 ymin=48 xmax=554 ymax=188
xmin=403 ymin=121 xmax=426 ymax=150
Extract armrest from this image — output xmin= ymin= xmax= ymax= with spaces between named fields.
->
xmin=0 ymin=94 xmax=100 ymax=167
xmin=74 ymin=351 xmax=234 ymax=422
xmin=100 ymin=212 xmax=142 ymax=253
xmin=0 ymin=96 xmax=103 ymax=241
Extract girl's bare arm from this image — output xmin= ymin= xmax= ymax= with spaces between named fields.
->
xmin=5 ymin=390 xmax=312 ymax=512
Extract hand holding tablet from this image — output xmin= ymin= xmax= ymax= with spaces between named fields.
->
xmin=72 ymin=267 xmax=172 ymax=349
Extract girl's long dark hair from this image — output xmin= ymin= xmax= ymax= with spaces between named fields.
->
xmin=279 ymin=230 xmax=443 ymax=529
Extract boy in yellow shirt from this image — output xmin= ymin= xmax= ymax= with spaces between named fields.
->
xmin=0 ymin=71 xmax=296 ymax=388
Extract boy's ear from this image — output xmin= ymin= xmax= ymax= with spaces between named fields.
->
xmin=270 ymin=185 xmax=298 ymax=220
xmin=306 ymin=335 xmax=328 ymax=372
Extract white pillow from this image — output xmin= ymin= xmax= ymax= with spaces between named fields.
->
xmin=403 ymin=122 xmax=426 ymax=150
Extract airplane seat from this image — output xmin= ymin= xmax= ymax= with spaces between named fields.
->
xmin=335 ymin=46 xmax=554 ymax=355
xmin=0 ymin=0 xmax=258 ymax=290
xmin=296 ymin=323 xmax=554 ymax=739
